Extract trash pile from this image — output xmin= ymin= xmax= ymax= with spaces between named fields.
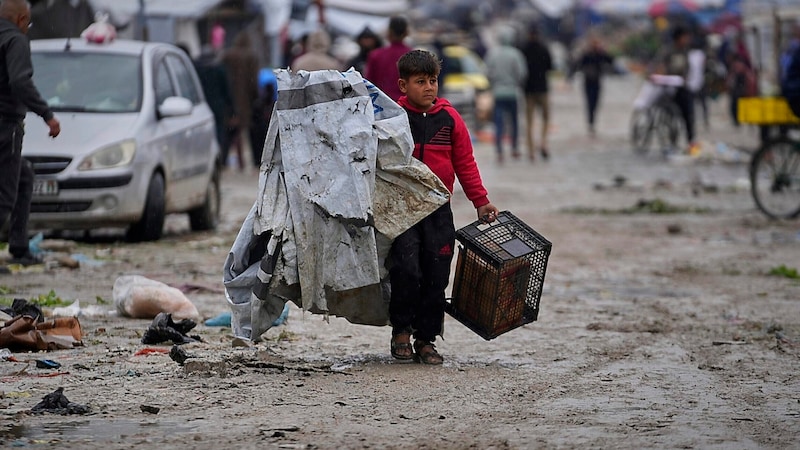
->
xmin=223 ymin=69 xmax=451 ymax=342
xmin=0 ymin=299 xmax=82 ymax=351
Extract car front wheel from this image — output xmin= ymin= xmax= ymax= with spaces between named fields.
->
xmin=126 ymin=172 xmax=165 ymax=242
xmin=188 ymin=167 xmax=221 ymax=231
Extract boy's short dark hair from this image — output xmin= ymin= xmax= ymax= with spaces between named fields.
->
xmin=398 ymin=50 xmax=441 ymax=79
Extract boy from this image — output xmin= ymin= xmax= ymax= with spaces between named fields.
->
xmin=389 ymin=50 xmax=499 ymax=365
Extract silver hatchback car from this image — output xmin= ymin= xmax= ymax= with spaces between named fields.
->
xmin=22 ymin=38 xmax=221 ymax=241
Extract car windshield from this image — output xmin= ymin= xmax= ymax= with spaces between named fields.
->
xmin=31 ymin=51 xmax=142 ymax=113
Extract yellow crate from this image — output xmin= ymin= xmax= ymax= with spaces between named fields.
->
xmin=738 ymin=97 xmax=800 ymax=125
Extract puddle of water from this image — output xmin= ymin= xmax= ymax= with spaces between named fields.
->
xmin=14 ymin=418 xmax=197 ymax=442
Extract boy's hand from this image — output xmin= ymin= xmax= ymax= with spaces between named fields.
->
xmin=477 ymin=203 xmax=500 ymax=223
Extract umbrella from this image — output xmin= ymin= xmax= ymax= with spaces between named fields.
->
xmin=707 ymin=11 xmax=742 ymax=34
xmin=648 ymin=0 xmax=699 ymax=17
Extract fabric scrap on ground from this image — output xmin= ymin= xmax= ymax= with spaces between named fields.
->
xmin=0 ymin=315 xmax=83 ymax=351
xmin=141 ymin=312 xmax=200 ymax=345
xmin=30 ymin=387 xmax=90 ymax=415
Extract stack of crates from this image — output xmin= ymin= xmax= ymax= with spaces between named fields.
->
xmin=448 ymin=211 xmax=552 ymax=340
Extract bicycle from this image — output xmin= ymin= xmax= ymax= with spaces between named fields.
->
xmin=749 ymin=136 xmax=800 ymax=219
xmin=738 ymin=97 xmax=800 ymax=219
xmin=630 ymin=76 xmax=684 ymax=155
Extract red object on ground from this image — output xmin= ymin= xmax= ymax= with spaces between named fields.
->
xmin=648 ymin=0 xmax=699 ymax=17
xmin=134 ymin=347 xmax=170 ymax=356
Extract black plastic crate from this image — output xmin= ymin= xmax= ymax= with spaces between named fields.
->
xmin=447 ymin=211 xmax=551 ymax=340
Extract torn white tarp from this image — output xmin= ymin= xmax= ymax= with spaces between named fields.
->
xmin=223 ymin=69 xmax=450 ymax=341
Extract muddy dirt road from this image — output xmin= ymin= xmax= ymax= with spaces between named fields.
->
xmin=1 ymin=75 xmax=799 ymax=449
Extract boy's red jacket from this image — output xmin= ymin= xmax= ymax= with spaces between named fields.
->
xmin=397 ymin=96 xmax=489 ymax=209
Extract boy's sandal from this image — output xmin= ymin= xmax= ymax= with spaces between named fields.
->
xmin=413 ymin=340 xmax=443 ymax=365
xmin=390 ymin=331 xmax=414 ymax=360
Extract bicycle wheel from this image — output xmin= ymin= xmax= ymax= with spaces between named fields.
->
xmin=750 ymin=138 xmax=800 ymax=219
xmin=630 ymin=108 xmax=653 ymax=154
xmin=654 ymin=103 xmax=681 ymax=153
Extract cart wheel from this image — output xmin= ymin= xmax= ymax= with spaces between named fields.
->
xmin=750 ymin=138 xmax=800 ymax=219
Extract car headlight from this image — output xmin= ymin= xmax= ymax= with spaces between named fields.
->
xmin=78 ymin=140 xmax=136 ymax=170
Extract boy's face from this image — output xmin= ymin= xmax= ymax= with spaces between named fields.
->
xmin=399 ymin=72 xmax=439 ymax=111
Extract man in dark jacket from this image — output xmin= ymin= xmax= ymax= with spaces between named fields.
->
xmin=0 ymin=0 xmax=60 ymax=267
xmin=570 ymin=36 xmax=614 ymax=136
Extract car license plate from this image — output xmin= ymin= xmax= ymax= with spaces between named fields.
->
xmin=33 ymin=178 xmax=59 ymax=196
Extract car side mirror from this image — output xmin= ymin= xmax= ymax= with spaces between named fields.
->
xmin=158 ymin=96 xmax=193 ymax=118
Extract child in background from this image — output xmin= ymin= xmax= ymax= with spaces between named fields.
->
xmin=389 ymin=50 xmax=499 ymax=365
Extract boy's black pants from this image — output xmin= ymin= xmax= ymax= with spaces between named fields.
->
xmin=389 ymin=203 xmax=456 ymax=342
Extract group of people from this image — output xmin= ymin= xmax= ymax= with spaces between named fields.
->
xmin=483 ymin=24 xmax=616 ymax=163
xmin=191 ymin=32 xmax=276 ymax=172
xmin=180 ymin=27 xmax=284 ymax=173
xmin=646 ymin=24 xmax=758 ymax=152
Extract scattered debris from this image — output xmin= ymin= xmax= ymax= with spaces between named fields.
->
xmin=54 ymin=255 xmax=80 ymax=269
xmin=141 ymin=312 xmax=200 ymax=345
xmin=666 ymin=223 xmax=683 ymax=234
xmin=51 ymin=300 xmax=109 ymax=318
xmin=564 ymin=198 xmax=712 ymax=215
xmin=0 ymin=315 xmax=83 ymax=351
xmin=140 ymin=404 xmax=160 ymax=414
xmin=30 ymin=387 xmax=90 ymax=415
xmin=169 ymin=345 xmax=191 ymax=365
xmin=0 ymin=298 xmax=44 ymax=322
xmin=113 ymin=275 xmax=201 ymax=321
xmin=35 ymin=359 xmax=61 ymax=369
xmin=204 ymin=311 xmax=232 ymax=327
xmin=134 ymin=347 xmax=170 ymax=356
xmin=67 ymin=253 xmax=105 ymax=268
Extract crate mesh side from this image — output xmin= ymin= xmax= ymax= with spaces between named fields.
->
xmin=456 ymin=212 xmax=552 ymax=266
xmin=450 ymin=212 xmax=551 ymax=339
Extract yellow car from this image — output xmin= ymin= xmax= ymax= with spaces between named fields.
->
xmin=435 ymin=45 xmax=491 ymax=129
xmin=440 ymin=45 xmax=489 ymax=91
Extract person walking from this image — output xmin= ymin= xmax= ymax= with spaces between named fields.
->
xmin=570 ymin=36 xmax=613 ymax=137
xmin=687 ymin=36 xmax=709 ymax=131
xmin=718 ymin=27 xmax=754 ymax=127
xmin=183 ymin=44 xmax=234 ymax=168
xmin=249 ymin=68 xmax=277 ymax=168
xmin=221 ymin=32 xmax=259 ymax=171
xmin=390 ymin=49 xmax=499 ymax=365
xmin=364 ymin=16 xmax=413 ymax=101
xmin=0 ymin=0 xmax=60 ymax=268
xmin=484 ymin=26 xmax=527 ymax=161
xmin=520 ymin=27 xmax=553 ymax=161
xmin=346 ymin=27 xmax=382 ymax=74
xmin=291 ymin=29 xmax=341 ymax=72
xmin=653 ymin=26 xmax=696 ymax=151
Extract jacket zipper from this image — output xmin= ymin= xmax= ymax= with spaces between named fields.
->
xmin=418 ymin=112 xmax=427 ymax=162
